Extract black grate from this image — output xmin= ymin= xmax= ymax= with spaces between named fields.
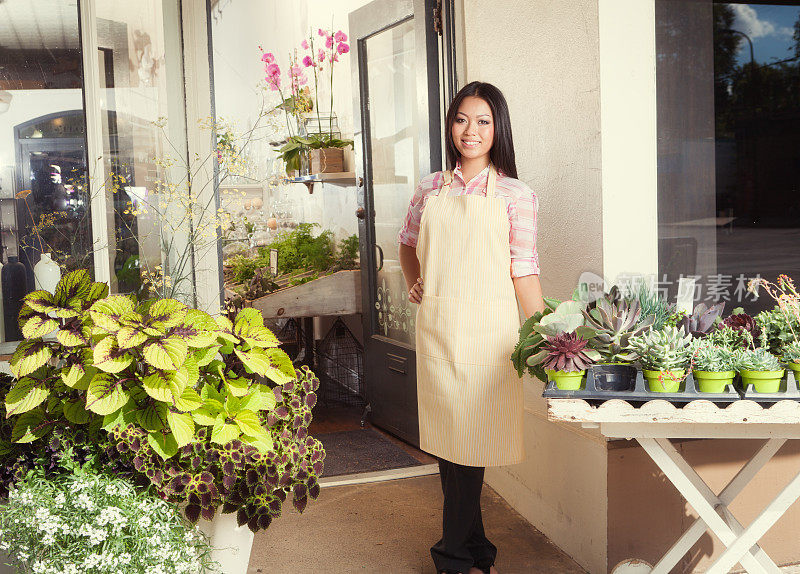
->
xmin=316 ymin=318 xmax=365 ymax=407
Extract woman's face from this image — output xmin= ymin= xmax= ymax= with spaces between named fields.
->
xmin=451 ymin=96 xmax=494 ymax=163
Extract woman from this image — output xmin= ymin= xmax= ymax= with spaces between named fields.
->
xmin=398 ymin=82 xmax=544 ymax=574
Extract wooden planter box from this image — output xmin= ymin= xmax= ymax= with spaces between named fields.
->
xmin=231 ymin=270 xmax=361 ymax=319
xmin=311 ymin=148 xmax=344 ymax=173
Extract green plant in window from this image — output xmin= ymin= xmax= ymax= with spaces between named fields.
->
xmin=336 ymin=234 xmax=359 ymax=270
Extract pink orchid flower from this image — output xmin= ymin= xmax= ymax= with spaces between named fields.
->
xmin=302 ymin=55 xmax=314 ymax=68
xmin=334 ymin=31 xmax=348 ymax=43
xmin=337 ymin=42 xmax=350 ymax=55
xmin=318 ymin=28 xmax=325 ymax=36
xmin=261 ymin=52 xmax=275 ymax=64
xmin=301 ymin=39 xmax=309 ymax=50
xmin=325 ymin=35 xmax=334 ymax=49
xmin=318 ymin=49 xmax=326 ymax=63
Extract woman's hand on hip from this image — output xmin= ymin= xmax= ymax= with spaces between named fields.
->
xmin=408 ymin=278 xmax=424 ymax=303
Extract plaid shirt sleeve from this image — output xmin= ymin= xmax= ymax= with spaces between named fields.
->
xmin=398 ymin=172 xmax=441 ymax=248
xmin=504 ymin=179 xmax=540 ymax=278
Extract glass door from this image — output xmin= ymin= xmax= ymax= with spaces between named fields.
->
xmin=350 ymin=0 xmax=442 ymax=445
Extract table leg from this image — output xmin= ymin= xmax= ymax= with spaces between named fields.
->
xmin=650 ymin=439 xmax=784 ymax=574
xmin=638 ymin=438 xmax=775 ymax=574
xmin=707 ymin=467 xmax=800 ymax=574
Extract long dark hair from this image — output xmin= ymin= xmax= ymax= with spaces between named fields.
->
xmin=444 ymin=81 xmax=518 ymax=179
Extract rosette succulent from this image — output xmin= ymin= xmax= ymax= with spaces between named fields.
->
xmin=783 ymin=341 xmax=800 ymax=364
xmin=690 ymin=344 xmax=736 ymax=372
xmin=733 ymin=348 xmax=782 ymax=372
xmin=581 ymin=289 xmax=654 ymax=362
xmin=720 ymin=309 xmax=761 ymax=343
xmin=628 ymin=325 xmax=694 ymax=371
xmin=679 ymin=302 xmax=725 ymax=338
xmin=527 ymin=333 xmax=600 ymax=373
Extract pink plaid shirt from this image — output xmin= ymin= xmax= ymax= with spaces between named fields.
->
xmin=398 ymin=163 xmax=540 ymax=277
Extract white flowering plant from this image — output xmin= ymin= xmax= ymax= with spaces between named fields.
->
xmin=0 ymin=461 xmax=218 ymax=574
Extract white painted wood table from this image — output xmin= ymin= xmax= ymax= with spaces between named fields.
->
xmin=547 ymin=397 xmax=800 ymax=574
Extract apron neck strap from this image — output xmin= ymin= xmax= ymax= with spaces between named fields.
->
xmin=435 ymin=170 xmax=453 ymax=196
xmin=486 ymin=165 xmax=497 ymax=199
xmin=435 ymin=164 xmax=497 ymax=197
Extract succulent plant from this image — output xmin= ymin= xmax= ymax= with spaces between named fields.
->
xmin=720 ymin=309 xmax=761 ymax=342
xmin=706 ymin=324 xmax=753 ymax=351
xmin=755 ymin=308 xmax=800 ymax=355
xmin=534 ymin=300 xmax=587 ymax=337
xmin=782 ymin=341 xmax=800 ymax=364
xmin=679 ymin=302 xmax=725 ymax=338
xmin=512 ymin=307 xmax=555 ymax=381
xmin=734 ymin=348 xmax=782 ymax=372
xmin=629 ymin=325 xmax=694 ymax=371
xmin=625 ymin=280 xmax=678 ymax=331
xmin=581 ymin=290 xmax=654 ymax=362
xmin=690 ymin=344 xmax=736 ymax=372
xmin=526 ymin=333 xmax=600 ymax=373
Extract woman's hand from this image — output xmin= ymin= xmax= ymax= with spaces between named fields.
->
xmin=408 ymin=277 xmax=424 ymax=303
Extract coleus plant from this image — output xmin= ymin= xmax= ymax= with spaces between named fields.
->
xmin=3 ymin=269 xmax=325 ymax=531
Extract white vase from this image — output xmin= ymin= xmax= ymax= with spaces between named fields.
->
xmin=34 ymin=253 xmax=61 ymax=293
xmin=197 ymin=511 xmax=255 ymax=574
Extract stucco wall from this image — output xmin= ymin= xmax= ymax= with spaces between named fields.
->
xmin=459 ymin=1 xmax=606 ymax=572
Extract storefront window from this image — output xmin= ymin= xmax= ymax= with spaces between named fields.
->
xmin=656 ymin=1 xmax=800 ymax=313
xmin=0 ymin=0 xmax=194 ymax=345
xmin=0 ymin=0 xmax=88 ymax=342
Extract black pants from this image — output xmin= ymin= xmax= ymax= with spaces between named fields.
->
xmin=431 ymin=458 xmax=497 ymax=574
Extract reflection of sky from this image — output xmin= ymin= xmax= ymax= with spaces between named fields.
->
xmin=727 ymin=3 xmax=799 ymax=65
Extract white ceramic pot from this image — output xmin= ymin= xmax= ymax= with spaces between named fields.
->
xmin=34 ymin=253 xmax=61 ymax=293
xmin=197 ymin=511 xmax=255 ymax=574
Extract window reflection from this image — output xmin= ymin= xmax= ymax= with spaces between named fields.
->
xmin=656 ymin=1 xmax=800 ymax=313
xmin=0 ymin=0 xmax=87 ymax=342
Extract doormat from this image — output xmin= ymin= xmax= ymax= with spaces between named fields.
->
xmin=316 ymin=428 xmax=423 ymax=477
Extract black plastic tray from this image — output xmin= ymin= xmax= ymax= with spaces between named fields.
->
xmin=741 ymin=369 xmax=800 ymax=402
xmin=542 ymin=365 xmax=741 ymax=406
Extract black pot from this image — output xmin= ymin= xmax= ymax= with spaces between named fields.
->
xmin=2 ymin=256 xmax=28 ymax=342
xmin=592 ymin=364 xmax=637 ymax=392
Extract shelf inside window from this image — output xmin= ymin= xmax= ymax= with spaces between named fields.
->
xmin=283 ymin=172 xmax=357 ymax=193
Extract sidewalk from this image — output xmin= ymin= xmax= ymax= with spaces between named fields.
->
xmin=248 ymin=473 xmax=586 ymax=574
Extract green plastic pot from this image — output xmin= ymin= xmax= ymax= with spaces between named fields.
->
xmin=693 ymin=370 xmax=735 ymax=394
xmin=547 ymin=369 xmax=585 ymax=391
xmin=787 ymin=362 xmax=800 ymax=377
xmin=740 ymin=369 xmax=785 ymax=393
xmin=644 ymin=369 xmax=684 ymax=393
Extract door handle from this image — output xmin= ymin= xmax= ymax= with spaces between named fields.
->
xmin=375 ymin=244 xmax=384 ymax=272
xmin=356 ymin=207 xmax=366 ymax=219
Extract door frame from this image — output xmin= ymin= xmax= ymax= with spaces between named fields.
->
xmin=350 ymin=0 xmax=444 ymax=444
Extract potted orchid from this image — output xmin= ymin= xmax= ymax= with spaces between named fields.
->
xmin=299 ymin=28 xmax=353 ymax=173
xmin=260 ymin=28 xmax=353 ymax=177
xmin=260 ymin=48 xmax=313 ymax=174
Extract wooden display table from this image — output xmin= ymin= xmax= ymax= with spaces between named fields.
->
xmin=548 ymin=398 xmax=800 ymax=574
xmin=225 ymin=269 xmax=361 ymax=319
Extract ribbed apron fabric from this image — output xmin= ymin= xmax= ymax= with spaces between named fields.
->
xmin=415 ymin=166 xmax=524 ymax=467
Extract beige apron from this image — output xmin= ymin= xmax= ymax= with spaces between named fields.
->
xmin=415 ymin=165 xmax=524 ymax=467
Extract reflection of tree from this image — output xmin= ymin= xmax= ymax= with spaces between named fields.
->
xmin=714 ymin=4 xmax=741 ymax=137
xmin=794 ymin=13 xmax=800 ymax=59
xmin=714 ymin=5 xmax=800 ymax=225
